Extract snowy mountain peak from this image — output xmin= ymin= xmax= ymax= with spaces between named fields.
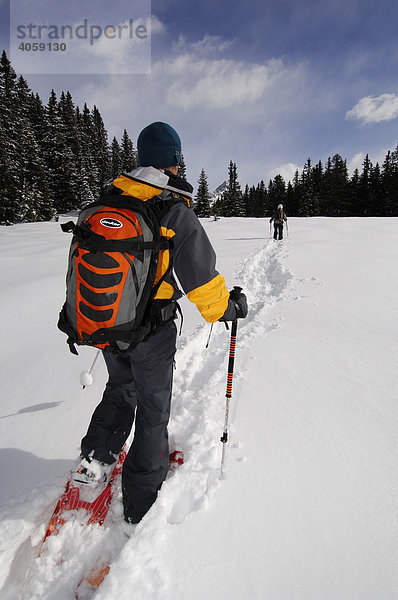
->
xmin=210 ymin=181 xmax=227 ymax=204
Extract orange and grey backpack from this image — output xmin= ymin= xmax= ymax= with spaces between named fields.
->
xmin=58 ymin=189 xmax=179 ymax=354
xmin=274 ymin=208 xmax=286 ymax=224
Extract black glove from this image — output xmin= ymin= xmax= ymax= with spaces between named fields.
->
xmin=219 ymin=286 xmax=248 ymax=321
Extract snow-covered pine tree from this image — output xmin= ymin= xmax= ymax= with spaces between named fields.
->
xmin=0 ymin=51 xmax=20 ymax=224
xmin=332 ymin=155 xmax=350 ymax=216
xmin=311 ymin=160 xmax=323 ymax=216
xmin=368 ymin=162 xmax=383 ymax=216
xmin=111 ymin=137 xmax=122 ymax=179
xmin=15 ymin=75 xmax=52 ymax=222
xmin=194 ymin=168 xmax=211 ymax=217
xmin=389 ymin=145 xmax=398 ymax=216
xmin=28 ymin=93 xmax=47 ymax=150
xmin=268 ymin=175 xmax=286 ymax=214
xmin=382 ymin=148 xmax=398 ymax=216
xmin=177 ymin=154 xmax=187 ymax=180
xmin=358 ymin=154 xmax=372 ymax=217
xmin=298 ymin=158 xmax=313 ymax=216
xmin=290 ymin=169 xmax=301 ymax=216
xmin=91 ymin=105 xmax=111 ymax=189
xmin=243 ymin=184 xmax=250 ymax=216
xmin=221 ymin=160 xmax=245 ymax=216
xmin=286 ymin=181 xmax=295 ymax=216
xmin=77 ymin=103 xmax=100 ymax=202
xmin=245 ymin=185 xmax=258 ymax=217
xmin=58 ymin=91 xmax=80 ymax=159
xmin=120 ymin=129 xmax=137 ymax=173
xmin=253 ymin=180 xmax=267 ymax=217
xmin=41 ymin=90 xmax=79 ymax=214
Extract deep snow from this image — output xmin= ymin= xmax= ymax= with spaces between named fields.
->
xmin=0 ymin=217 xmax=397 ymax=599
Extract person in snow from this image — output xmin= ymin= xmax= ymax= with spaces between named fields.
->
xmin=74 ymin=122 xmax=248 ymax=525
xmin=269 ymin=204 xmax=288 ymax=240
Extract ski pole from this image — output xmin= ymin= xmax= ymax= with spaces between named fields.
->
xmin=286 ymin=221 xmax=289 ymax=237
xmin=79 ymin=349 xmax=101 ymax=389
xmin=220 ymin=318 xmax=238 ymax=478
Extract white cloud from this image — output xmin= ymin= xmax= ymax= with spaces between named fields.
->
xmin=346 ymin=93 xmax=398 ymax=125
xmin=268 ymin=163 xmax=301 ymax=183
xmin=67 ymin=16 xmax=161 ymax=74
xmin=162 ymin=55 xmax=285 ymax=110
xmin=347 ymin=147 xmax=390 ymax=174
xmin=150 ymin=15 xmax=166 ymax=35
xmin=175 ymin=34 xmax=234 ymax=55
xmin=73 ymin=35 xmax=309 ymax=188
xmin=347 ymin=152 xmax=365 ymax=173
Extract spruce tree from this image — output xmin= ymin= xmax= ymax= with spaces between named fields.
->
xmin=322 ymin=157 xmax=333 ymax=216
xmin=311 ymin=160 xmax=323 ymax=216
xmin=349 ymin=168 xmax=361 ymax=216
xmin=243 ymin=184 xmax=251 ymax=216
xmin=43 ymin=90 xmax=78 ymax=213
xmin=288 ymin=170 xmax=301 ymax=216
xmin=111 ymin=137 xmax=122 ymax=178
xmin=299 ymin=158 xmax=313 ymax=216
xmin=29 ymin=93 xmax=47 ymax=150
xmin=58 ymin=91 xmax=80 ymax=158
xmin=221 ymin=160 xmax=244 ymax=216
xmin=382 ymin=147 xmax=398 ymax=216
xmin=321 ymin=154 xmax=350 ymax=216
xmin=120 ymin=129 xmax=137 ymax=173
xmin=390 ymin=145 xmax=398 ymax=216
xmin=0 ymin=51 xmax=20 ymax=224
xmin=177 ymin=154 xmax=187 ymax=180
xmin=252 ymin=180 xmax=267 ymax=217
xmin=268 ymin=175 xmax=286 ymax=213
xmin=286 ymin=181 xmax=294 ymax=216
xmin=91 ymin=105 xmax=111 ymax=188
xmin=368 ymin=163 xmax=383 ymax=216
xmin=358 ymin=154 xmax=372 ymax=216
xmin=15 ymin=75 xmax=52 ymax=221
xmin=77 ymin=103 xmax=100 ymax=201
xmin=194 ymin=168 xmax=211 ymax=217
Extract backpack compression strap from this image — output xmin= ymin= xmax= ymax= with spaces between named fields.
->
xmin=62 ymin=221 xmax=171 ymax=253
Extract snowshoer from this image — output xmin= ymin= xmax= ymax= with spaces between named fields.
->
xmin=73 ymin=122 xmax=248 ymax=525
xmin=269 ymin=204 xmax=288 ymax=240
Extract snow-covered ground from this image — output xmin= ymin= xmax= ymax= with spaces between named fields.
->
xmin=0 ymin=217 xmax=397 ymax=599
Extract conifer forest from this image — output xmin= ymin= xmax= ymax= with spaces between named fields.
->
xmin=1 ymin=51 xmax=397 ymax=225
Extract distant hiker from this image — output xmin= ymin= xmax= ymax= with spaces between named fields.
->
xmin=270 ymin=204 xmax=288 ymax=240
xmin=61 ymin=122 xmax=248 ymax=526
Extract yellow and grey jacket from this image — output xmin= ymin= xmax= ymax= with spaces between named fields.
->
xmin=113 ymin=167 xmax=229 ymax=323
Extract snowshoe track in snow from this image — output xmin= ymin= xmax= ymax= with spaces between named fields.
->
xmin=0 ymin=239 xmax=295 ymax=600
xmin=92 ymin=240 xmax=296 ymax=600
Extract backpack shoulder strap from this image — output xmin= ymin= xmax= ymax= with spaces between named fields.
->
xmin=147 ymin=194 xmax=187 ymax=223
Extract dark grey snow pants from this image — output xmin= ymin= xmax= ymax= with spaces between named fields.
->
xmin=273 ymin=222 xmax=283 ymax=240
xmin=81 ymin=321 xmax=177 ymax=523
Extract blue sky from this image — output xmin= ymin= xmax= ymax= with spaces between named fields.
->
xmin=1 ymin=0 xmax=398 ymax=190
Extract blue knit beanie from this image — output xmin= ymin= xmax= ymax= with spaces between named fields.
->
xmin=137 ymin=122 xmax=182 ymax=168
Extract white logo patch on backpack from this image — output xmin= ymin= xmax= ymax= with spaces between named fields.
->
xmin=100 ymin=218 xmax=123 ymax=228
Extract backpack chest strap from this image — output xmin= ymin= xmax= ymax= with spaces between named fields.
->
xmin=68 ymin=223 xmax=171 ymax=253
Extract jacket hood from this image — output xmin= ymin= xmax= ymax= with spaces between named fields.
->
xmin=113 ymin=167 xmax=193 ymax=206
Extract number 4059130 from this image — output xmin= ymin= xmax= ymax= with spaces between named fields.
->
xmin=18 ymin=42 xmax=66 ymax=51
